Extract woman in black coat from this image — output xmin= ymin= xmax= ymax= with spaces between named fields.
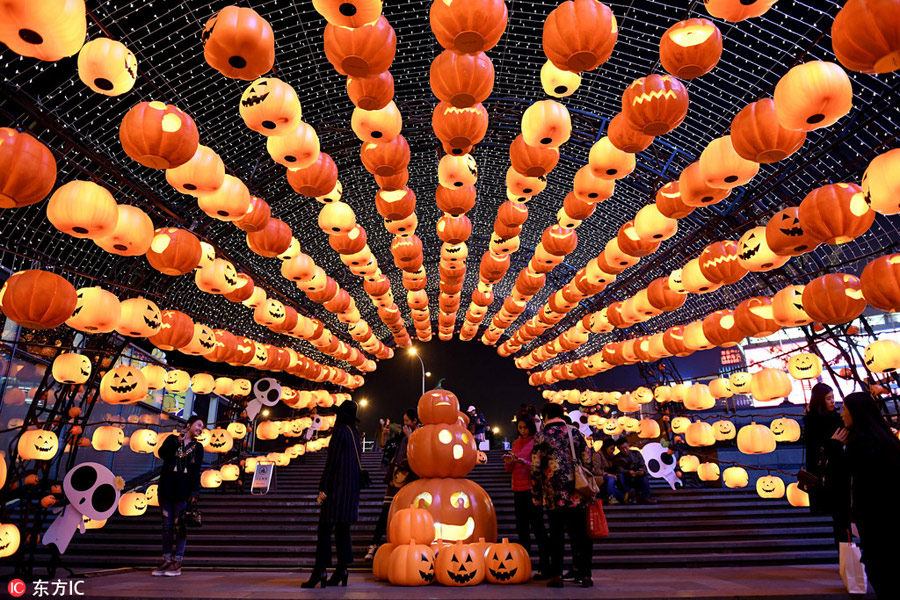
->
xmin=839 ymin=392 xmax=900 ymax=599
xmin=152 ymin=415 xmax=205 ymax=578
xmin=802 ymin=383 xmax=850 ymax=545
xmin=303 ymin=400 xmax=361 ymax=588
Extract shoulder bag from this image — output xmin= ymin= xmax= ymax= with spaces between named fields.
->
xmin=568 ymin=426 xmax=599 ymax=497
xmin=183 ymin=496 xmax=202 ymax=528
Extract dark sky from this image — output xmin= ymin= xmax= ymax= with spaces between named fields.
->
xmin=352 ymin=338 xmax=547 ymax=442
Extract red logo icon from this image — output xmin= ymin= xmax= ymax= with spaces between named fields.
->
xmin=8 ymin=579 xmax=25 ymax=597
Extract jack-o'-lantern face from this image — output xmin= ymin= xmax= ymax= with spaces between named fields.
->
xmin=144 ymin=484 xmax=159 ymax=506
xmin=52 ymin=353 xmax=92 ymax=384
xmin=117 ymin=297 xmax=162 ymax=337
xmin=437 ymin=542 xmax=485 ymax=586
xmin=392 ymin=479 xmax=496 ymax=544
xmin=729 ymin=371 xmax=752 ymax=393
xmin=205 ymin=428 xmax=234 ymax=453
xmin=489 ymin=233 xmax=520 ymax=255
xmin=181 ymin=323 xmax=217 ymax=356
xmin=195 ymin=429 xmax=211 ymax=446
xmin=765 ymin=207 xmax=818 ymax=257
xmin=441 ymin=242 xmax=468 ymax=263
xmin=129 ymin=429 xmax=158 ymax=453
xmin=756 ymin=475 xmax=785 ymax=498
xmin=603 ymin=419 xmax=623 ymax=435
xmin=475 ymin=451 xmax=488 ymax=464
xmin=18 ymin=430 xmax=59 ymax=461
xmin=738 ymin=227 xmax=789 ymax=272
xmin=227 ymin=422 xmax=248 ymax=439
xmin=0 ymin=523 xmax=20 ymax=558
xmin=233 ymin=379 xmax=252 ymax=396
xmin=100 ymin=366 xmax=149 ymax=404
xmin=671 ymin=416 xmax=691 ymax=434
xmin=201 ymin=469 xmax=222 ymax=488
xmin=713 ymin=420 xmax=736 ymax=440
xmin=438 ymin=154 xmax=478 ymax=188
xmin=863 ymin=340 xmax=900 ymax=373
xmin=788 ymin=353 xmax=823 ymax=379
xmin=239 ymin=78 xmax=301 ymax=135
xmin=165 ymin=369 xmax=190 ymax=392
xmin=92 ymin=425 xmax=125 ymax=452
xmin=118 ymin=491 xmax=148 ymax=516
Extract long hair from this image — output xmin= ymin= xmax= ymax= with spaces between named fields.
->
xmin=843 ymin=392 xmax=900 ymax=456
xmin=808 ymin=382 xmax=834 ymax=415
xmin=516 ymin=415 xmax=537 ymax=436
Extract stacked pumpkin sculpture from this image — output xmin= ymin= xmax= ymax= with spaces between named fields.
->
xmin=377 ymin=385 xmax=528 ymax=586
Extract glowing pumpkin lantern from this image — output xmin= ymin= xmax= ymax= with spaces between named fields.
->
xmin=1 ymin=269 xmax=78 ymax=330
xmin=756 ymin=475 xmax=785 ymax=498
xmin=723 ymin=467 xmax=749 ymax=488
xmin=660 ymin=18 xmax=722 ymax=79
xmin=100 ymin=366 xmax=148 ymax=404
xmin=77 ymin=37 xmax=137 ymax=96
xmin=542 ymin=0 xmax=617 ymax=73
xmin=115 ymin=297 xmax=162 ymax=338
xmin=863 ymin=339 xmax=900 ymax=373
xmin=91 ymin=425 xmax=125 ymax=452
xmin=202 ymin=5 xmax=275 ymax=80
xmin=94 ymin=204 xmax=154 ymax=257
xmin=788 ymin=353 xmax=822 ymax=380
xmin=0 ymin=0 xmax=86 ymax=61
xmin=786 ymin=482 xmax=810 ymax=507
xmin=52 ymin=353 xmax=91 ymax=384
xmin=47 ymin=180 xmax=118 ymax=240
xmin=129 ymin=429 xmax=158 ymax=453
xmin=737 ymin=423 xmax=777 ymax=455
xmin=770 ymin=418 xmax=801 ymax=443
xmin=17 ymin=429 xmax=59 ymax=461
xmin=697 ymin=462 xmax=720 ymax=481
xmin=773 ymin=61 xmax=853 ymax=132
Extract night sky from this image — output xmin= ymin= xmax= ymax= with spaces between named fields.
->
xmin=351 ymin=338 xmax=547 ymax=443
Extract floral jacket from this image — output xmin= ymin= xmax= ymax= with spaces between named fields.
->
xmin=531 ymin=421 xmax=593 ymax=509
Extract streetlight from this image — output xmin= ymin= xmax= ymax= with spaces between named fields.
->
xmin=408 ymin=346 xmax=427 ymax=395
xmin=360 ymin=398 xmax=369 ymax=407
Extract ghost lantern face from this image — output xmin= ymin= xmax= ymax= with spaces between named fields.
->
xmin=253 ymin=378 xmax=283 ymax=406
xmin=65 ymin=462 xmax=121 ymax=521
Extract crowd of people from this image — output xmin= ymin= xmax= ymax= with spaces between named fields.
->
xmin=149 ymin=390 xmax=898 ymax=597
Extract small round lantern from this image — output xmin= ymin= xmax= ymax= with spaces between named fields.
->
xmin=773 ymin=61 xmax=853 ymax=132
xmin=659 ymin=18 xmax=722 ymax=79
xmin=202 ymin=5 xmax=275 ymax=80
xmin=77 ymin=38 xmax=137 ymax=96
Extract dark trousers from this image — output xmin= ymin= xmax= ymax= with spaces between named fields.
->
xmin=313 ymin=511 xmax=352 ymax=571
xmin=513 ymin=490 xmax=550 ymax=571
xmin=371 ymin=485 xmax=399 ymax=545
xmin=622 ymin=473 xmax=652 ymax=499
xmin=160 ymin=498 xmax=188 ymax=562
xmin=547 ymin=506 xmax=592 ymax=578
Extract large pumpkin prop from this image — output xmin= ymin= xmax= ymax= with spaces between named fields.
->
xmin=484 ymin=537 xmax=530 ymax=584
xmin=389 ymin=504 xmax=435 ymax=545
xmin=390 ymin=478 xmax=497 ymax=544
xmin=388 ymin=540 xmax=435 ymax=586
xmin=407 ymin=424 xmax=477 ymax=478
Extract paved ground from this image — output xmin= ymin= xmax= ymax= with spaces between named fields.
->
xmin=68 ymin=565 xmax=873 ymax=599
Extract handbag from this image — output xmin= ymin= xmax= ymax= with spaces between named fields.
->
xmin=352 ymin=434 xmax=372 ymax=490
xmin=839 ymin=541 xmax=868 ymax=594
xmin=183 ymin=497 xmax=202 ymax=528
xmin=796 ymin=468 xmax=819 ymax=493
xmin=568 ymin=426 xmax=599 ymax=498
xmin=586 ymin=498 xmax=609 ymax=539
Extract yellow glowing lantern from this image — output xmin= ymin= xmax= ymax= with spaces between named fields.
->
xmin=205 ymin=428 xmax=234 ymax=453
xmin=708 ymin=378 xmax=733 ymax=399
xmin=723 ymin=467 xmax=749 ymax=488
xmin=786 ymin=482 xmax=809 ymax=507
xmin=226 ymin=422 xmax=248 ymax=440
xmin=770 ymin=418 xmax=801 ymax=442
xmin=129 ymin=429 xmax=158 ymax=453
xmin=191 ymin=373 xmax=215 ymax=395
xmin=115 ymin=297 xmax=162 ymax=338
xmin=737 ymin=422 xmax=777 ymax=455
xmin=141 ymin=364 xmax=167 ymax=391
xmin=201 ymin=469 xmax=222 ymax=488
xmin=750 ymin=368 xmax=792 ymax=402
xmin=521 ymin=100 xmax=571 ymax=149
xmin=17 ymin=429 xmax=59 ymax=461
xmin=756 ymin=475 xmax=785 ymax=498
xmin=165 ymin=369 xmax=190 ymax=393
xmin=540 ymin=60 xmax=581 ymax=98
xmin=220 ymin=464 xmax=241 ymax=481
xmin=118 ymin=492 xmax=147 ymax=516
xmin=863 ymin=339 xmax=900 ymax=373
xmin=91 ymin=425 xmax=125 ymax=452
xmin=729 ymin=371 xmax=752 ymax=393
xmin=685 ymin=421 xmax=715 ymax=447
xmin=52 ymin=353 xmax=91 ymax=385
xmin=671 ymin=416 xmax=691 ymax=434
xmin=684 ymin=383 xmax=715 ymax=410
xmin=77 ymin=38 xmax=137 ymax=96
xmin=697 ymin=462 xmax=720 ymax=481
xmin=788 ymin=353 xmax=822 ymax=380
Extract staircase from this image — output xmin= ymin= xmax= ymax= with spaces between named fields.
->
xmin=39 ymin=450 xmax=838 ymax=570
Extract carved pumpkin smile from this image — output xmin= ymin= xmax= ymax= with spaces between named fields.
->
xmin=445 ymin=555 xmax=479 ymax=584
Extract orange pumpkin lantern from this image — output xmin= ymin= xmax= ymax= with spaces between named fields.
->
xmin=765 ymin=207 xmax=819 ymax=257
xmin=323 ymin=15 xmax=396 ymax=77
xmin=698 ymin=240 xmax=747 ymax=285
xmin=65 ymin=286 xmax=120 ymax=333
xmin=702 ymin=310 xmax=745 ymax=347
xmin=247 ymin=217 xmax=292 ymax=258
xmin=17 ymin=429 xmax=59 ymax=461
xmin=723 ymin=466 xmax=748 ymax=488
xmin=165 ymin=144 xmax=225 ymax=196
xmin=660 ymin=18 xmax=722 ymax=79
xmin=202 ymin=5 xmax=274 ymax=80
xmin=148 ymin=310 xmax=194 ymax=351
xmin=351 ymin=101 xmax=402 ymax=144
xmin=738 ymin=422 xmax=777 ymax=454
xmin=773 ymin=61 xmax=853 ymax=132
xmin=146 ymin=228 xmax=202 ymax=275
xmin=52 ymin=353 xmax=91 ymax=384
xmin=798 ymin=183 xmax=873 ymax=246
xmin=0 ymin=0 xmax=86 ymax=61
xmin=197 ymin=174 xmax=251 ymax=221
xmin=94 ymin=204 xmax=154 ymax=257
xmin=46 ymin=180 xmax=118 ymax=240
xmin=622 ymin=74 xmax=689 ymax=136
xmin=0 ymin=128 xmax=57 ymax=209
xmin=542 ymin=0 xmax=618 ymax=73
xmin=737 ymin=226 xmax=789 ymax=272
xmin=100 ymin=365 xmax=148 ymax=404
xmin=773 ymin=284 xmax=813 ymax=326
xmin=266 ymin=121 xmax=320 ymax=169
xmin=607 ymin=112 xmax=654 ymax=154
xmin=286 ymin=152 xmax=338 ymax=197
xmin=0 ymin=270 xmax=77 ymax=330
xmin=733 ymin=296 xmax=779 ymax=339
xmin=119 ymin=102 xmax=199 ymax=169
xmin=699 ymin=135 xmax=759 ymax=189
xmin=430 ymin=0 xmax=507 ymax=54
xmin=115 ymin=297 xmax=161 ymax=338
xmin=180 ymin=323 xmax=217 ymax=356
xmin=750 ymin=369 xmax=792 ymax=403
xmin=756 ymin=475 xmax=785 ymax=498
xmin=407 ymin=424 xmax=477 ymax=478
xmin=697 ymin=462 xmax=720 ymax=481
xmin=730 ymin=98 xmax=805 ymax=163
xmin=860 ymin=254 xmax=900 ymax=312
xmin=678 ymin=161 xmax=730 ymax=207
xmin=77 ymin=37 xmax=137 ymax=96
xmin=788 ymin=352 xmax=823 ymax=380
xmin=704 ymin=0 xmax=776 ymax=22
xmin=239 ymin=77 xmax=301 ymax=136
xmin=832 ymin=0 xmax=900 ymax=74
xmin=347 ymin=71 xmax=394 ymax=111
xmin=430 ymin=50 xmax=494 ymax=108
xmin=484 ymin=538 xmax=530 ymax=584
xmin=802 ymin=273 xmax=867 ymax=325
xmin=418 ymin=386 xmax=460 ymax=425
xmin=360 ymin=137 xmax=410 ymax=178
xmin=195 ymin=258 xmax=239 ymax=295
xmin=433 ymin=102 xmax=488 ymax=156
xmin=388 ymin=540 xmax=435 ymax=586
xmin=521 ymin=100 xmax=571 ymax=149
xmin=92 ymin=426 xmax=126 ymax=452
xmin=589 ymin=136 xmax=635 ymax=181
